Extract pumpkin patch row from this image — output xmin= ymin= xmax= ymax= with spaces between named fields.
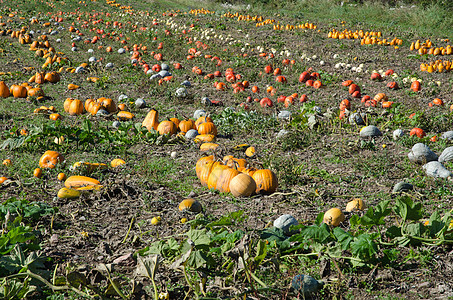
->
xmin=196 ymin=155 xmax=278 ymax=197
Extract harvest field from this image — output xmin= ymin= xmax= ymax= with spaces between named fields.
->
xmin=1 ymin=0 xmax=453 ymax=298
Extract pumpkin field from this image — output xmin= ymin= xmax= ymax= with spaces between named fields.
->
xmin=1 ymin=0 xmax=453 ymax=298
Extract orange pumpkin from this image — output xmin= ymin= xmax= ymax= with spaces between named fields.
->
xmin=11 ymin=85 xmax=27 ymax=98
xmin=252 ymin=169 xmax=278 ymax=194
xmin=197 ymin=122 xmax=217 ymax=136
xmin=217 ymin=168 xmax=240 ymax=193
xmin=142 ymin=109 xmax=159 ymax=131
xmin=207 ymin=163 xmax=228 ymax=190
xmin=68 ymin=99 xmax=84 ymax=115
xmin=179 ymin=119 xmax=196 ymax=133
xmin=0 ymin=81 xmax=10 ymax=98
xmin=39 ymin=150 xmax=64 ymax=169
xmin=157 ymin=120 xmax=177 ymax=135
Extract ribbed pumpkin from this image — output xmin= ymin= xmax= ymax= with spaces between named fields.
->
xmin=241 ymin=167 xmax=257 ymax=177
xmin=64 ymin=98 xmax=74 ymax=113
xmin=179 ymin=119 xmax=196 ymax=133
xmin=34 ymin=72 xmax=45 ymax=84
xmin=44 ymin=71 xmax=60 ymax=83
xmin=39 ymin=150 xmax=64 ymax=169
xmin=0 ymin=81 xmax=10 ymax=98
xmin=142 ymin=109 xmax=159 ymax=131
xmin=252 ymin=169 xmax=278 ymax=194
xmin=27 ymin=87 xmax=44 ymax=97
xmin=69 ymin=99 xmax=84 ymax=115
xmin=207 ymin=163 xmax=228 ymax=190
xmin=197 ymin=122 xmax=217 ymax=136
xmin=157 ymin=120 xmax=178 ymax=135
xmin=195 ymin=116 xmax=213 ymax=129
xmin=170 ymin=117 xmax=180 ymax=127
xmin=196 ymin=155 xmax=215 ymax=179
xmin=11 ymin=85 xmax=27 ymax=98
xmin=98 ymin=97 xmax=117 ymax=113
xmin=229 ymin=173 xmax=256 ymax=197
xmin=217 ymin=167 xmax=240 ymax=193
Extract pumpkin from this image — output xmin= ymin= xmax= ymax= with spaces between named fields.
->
xmin=111 ymin=158 xmax=126 ymax=168
xmin=348 ymin=84 xmax=360 ymax=94
xmin=229 ymin=173 xmax=256 ymax=197
xmin=200 ymin=143 xmax=219 ymax=151
xmin=323 ymin=208 xmax=345 ymax=227
xmin=89 ymin=102 xmax=103 ymax=115
xmin=196 ymin=155 xmax=215 ymax=178
xmin=245 ymin=146 xmax=255 ymax=157
xmin=299 ymin=71 xmax=310 ymax=83
xmin=117 ymin=111 xmax=135 ymax=120
xmin=373 ymin=93 xmax=388 ymax=102
xmin=27 ymin=87 xmax=44 ymax=97
xmin=195 ymin=116 xmax=213 ymax=129
xmin=44 ymin=71 xmax=60 ymax=83
xmin=68 ymin=84 xmax=79 ymax=90
xmin=170 ymin=117 xmax=180 ymax=127
xmin=197 ymin=122 xmax=217 ymax=136
xmin=207 ymin=163 xmax=228 ymax=190
xmin=33 ymin=168 xmax=43 ymax=178
xmin=34 ymin=72 xmax=45 ymax=84
xmin=194 ymin=134 xmax=216 ymax=143
xmin=179 ymin=119 xmax=196 ymax=133
xmin=142 ymin=109 xmax=159 ymax=131
xmin=241 ymin=167 xmax=257 ymax=177
xmin=410 ymin=128 xmax=426 ymax=138
xmin=339 ymin=99 xmax=351 ymax=111
xmin=49 ymin=113 xmax=62 ymax=120
xmin=11 ymin=85 xmax=27 ymax=98
xmin=386 ymin=81 xmax=398 ymax=89
xmin=39 ymin=150 xmax=64 ymax=169
xmin=0 ymin=176 xmax=8 ymax=184
xmin=2 ymin=159 xmax=12 ymax=166
xmin=342 ymin=80 xmax=353 ymax=87
xmin=345 ymin=198 xmax=366 ymax=212
xmin=65 ymin=175 xmax=102 ymax=190
xmin=98 ymin=97 xmax=117 ymax=113
xmin=0 ymin=81 xmax=10 ymax=98
xmin=57 ymin=187 xmax=81 ymax=199
xmin=178 ymin=198 xmax=202 ymax=213
xmin=274 ymin=214 xmax=298 ymax=233
xmin=410 ymin=80 xmax=421 ymax=92
xmin=217 ymin=167 xmax=240 ymax=193
xmin=157 ymin=120 xmax=178 ymax=135
xmin=64 ymin=98 xmax=74 ymax=112
xmin=57 ymin=173 xmax=67 ymax=181
xmin=252 ymin=169 xmax=278 ymax=194
xmin=69 ymin=99 xmax=84 ymax=115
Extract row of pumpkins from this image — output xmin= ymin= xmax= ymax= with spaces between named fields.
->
xmin=195 ymin=155 xmax=278 ymax=197
xmin=0 ymin=80 xmax=46 ymax=98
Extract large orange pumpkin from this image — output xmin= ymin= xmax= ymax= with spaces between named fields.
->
xmin=252 ymin=169 xmax=278 ymax=194
xmin=39 ymin=150 xmax=64 ymax=169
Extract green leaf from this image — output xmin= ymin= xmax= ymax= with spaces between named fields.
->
xmin=429 ymin=211 xmax=445 ymax=237
xmin=187 ymin=229 xmax=211 ymax=250
xmin=385 ymin=226 xmax=402 ymax=239
xmin=333 ymin=227 xmax=353 ymax=250
xmin=360 ymin=200 xmax=391 ymax=226
xmin=405 ymin=223 xmax=424 ymax=238
xmin=299 ymin=223 xmax=331 ymax=244
xmin=394 ymin=196 xmax=422 ymax=221
xmin=187 ymin=250 xmax=208 ymax=269
xmin=254 ymin=240 xmax=267 ymax=265
xmin=350 ymin=234 xmax=378 ymax=261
